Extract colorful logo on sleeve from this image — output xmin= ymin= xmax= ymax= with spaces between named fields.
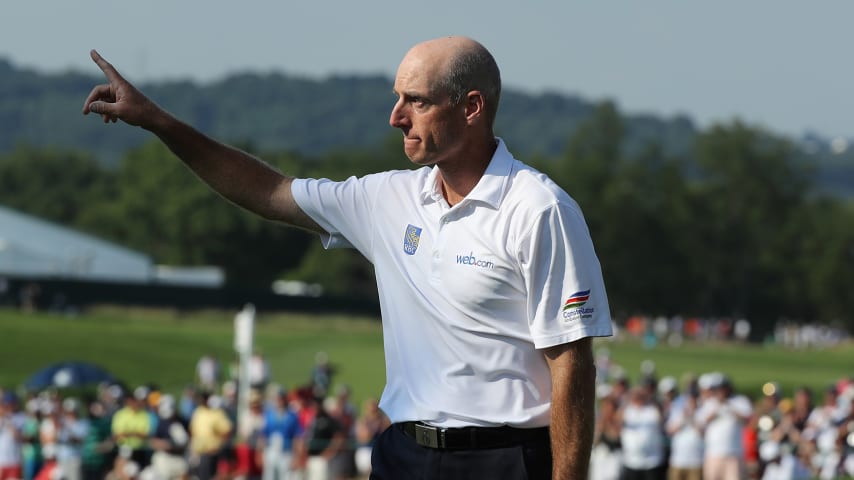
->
xmin=403 ymin=224 xmax=422 ymax=256
xmin=562 ymin=289 xmax=595 ymax=321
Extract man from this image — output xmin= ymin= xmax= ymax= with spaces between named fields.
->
xmin=144 ymin=395 xmax=190 ymax=480
xmin=261 ymin=389 xmax=303 ymax=480
xmin=84 ymin=35 xmax=613 ymax=479
xmin=110 ymin=388 xmax=152 ymax=470
xmin=188 ymin=393 xmax=233 ymax=480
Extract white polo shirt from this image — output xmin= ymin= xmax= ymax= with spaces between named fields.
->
xmin=291 ymin=139 xmax=612 ymax=428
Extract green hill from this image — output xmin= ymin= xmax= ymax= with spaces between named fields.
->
xmin=0 ymin=57 xmax=695 ymax=165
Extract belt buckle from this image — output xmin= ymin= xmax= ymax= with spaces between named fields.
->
xmin=414 ymin=423 xmax=441 ymax=448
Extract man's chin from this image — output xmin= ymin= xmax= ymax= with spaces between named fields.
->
xmin=407 ymin=156 xmax=438 ymax=167
xmin=404 ymin=150 xmax=435 ymax=166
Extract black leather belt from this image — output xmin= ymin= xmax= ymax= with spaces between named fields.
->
xmin=397 ymin=421 xmax=549 ymax=450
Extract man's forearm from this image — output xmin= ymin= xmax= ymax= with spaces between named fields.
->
xmin=546 ymin=339 xmax=596 ymax=480
xmin=149 ymin=112 xmax=295 ymax=222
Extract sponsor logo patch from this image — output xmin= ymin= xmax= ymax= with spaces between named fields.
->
xmin=455 ymin=251 xmax=495 ymax=269
xmin=562 ymin=290 xmax=590 ymax=310
xmin=562 ymin=289 xmax=594 ymax=322
xmin=403 ymin=224 xmax=422 ymax=256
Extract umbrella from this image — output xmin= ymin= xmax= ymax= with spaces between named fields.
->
xmin=24 ymin=361 xmax=117 ymax=390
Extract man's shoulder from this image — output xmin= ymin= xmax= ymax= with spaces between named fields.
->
xmin=505 ymin=161 xmax=580 ymax=213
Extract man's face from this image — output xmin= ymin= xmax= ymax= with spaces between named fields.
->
xmin=389 ymin=48 xmax=467 ymax=167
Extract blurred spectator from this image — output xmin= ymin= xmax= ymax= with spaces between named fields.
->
xmin=353 ymin=397 xmax=390 ymax=478
xmin=734 ymin=318 xmax=751 ymax=342
xmin=697 ymin=374 xmax=753 ymax=480
xmin=0 ymin=394 xmax=24 ymax=480
xmin=56 ymin=397 xmax=90 ymax=480
xmin=19 ymin=282 xmax=41 ymax=313
xmin=326 ymin=386 xmax=357 ymax=480
xmin=657 ymin=376 xmax=679 ymax=420
xmin=590 ymin=395 xmax=622 ymax=480
xmin=611 ymin=376 xmax=630 ymax=406
xmin=248 ymin=353 xmax=271 ymax=391
xmin=310 ymin=353 xmax=334 ymax=399
xmin=196 ymin=354 xmax=221 ymax=391
xmin=20 ymin=396 xmax=41 ymax=480
xmin=111 ymin=388 xmax=152 ymax=470
xmin=104 ymin=448 xmax=140 ymax=480
xmin=261 ymin=388 xmax=303 ymax=480
xmin=37 ymin=397 xmax=61 ymax=476
xmin=759 ymin=441 xmax=812 ymax=480
xmin=34 ymin=444 xmax=58 ymax=480
xmin=142 ymin=394 xmax=189 ymax=480
xmin=303 ymin=398 xmax=346 ymax=480
xmin=595 ymin=347 xmax=615 ymax=385
xmin=665 ymin=392 xmax=704 ymax=480
xmin=178 ymin=385 xmax=198 ymax=424
xmin=82 ymin=399 xmax=114 ymax=480
xmin=189 ymin=393 xmax=232 ymax=480
xmin=618 ymin=386 xmax=667 ymax=480
xmin=234 ymin=389 xmax=264 ymax=480
xmin=97 ymin=383 xmax=123 ymax=417
xmin=790 ymin=387 xmax=813 ymax=434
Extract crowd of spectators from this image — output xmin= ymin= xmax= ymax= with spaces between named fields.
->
xmin=0 ymin=353 xmax=390 ymax=480
xmin=591 ymin=349 xmax=854 ymax=480
xmin=618 ymin=314 xmax=849 ymax=350
xmin=3 ymin=319 xmax=853 ymax=480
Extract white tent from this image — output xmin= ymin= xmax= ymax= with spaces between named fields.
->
xmin=0 ymin=205 xmax=153 ymax=282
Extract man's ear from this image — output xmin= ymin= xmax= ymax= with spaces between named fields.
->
xmin=464 ymin=90 xmax=485 ymax=125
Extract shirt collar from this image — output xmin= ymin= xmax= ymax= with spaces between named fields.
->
xmin=419 ymin=137 xmax=514 ymax=209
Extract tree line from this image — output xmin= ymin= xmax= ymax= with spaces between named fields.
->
xmin=2 ymin=101 xmax=852 ymax=336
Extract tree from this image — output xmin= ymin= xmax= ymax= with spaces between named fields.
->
xmin=690 ymin=121 xmax=812 ymax=331
xmin=795 ymin=199 xmax=854 ymax=328
xmin=91 ymin=140 xmax=313 ymax=287
xmin=0 ymin=146 xmax=113 ymax=227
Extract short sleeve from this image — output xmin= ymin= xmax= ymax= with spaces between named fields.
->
xmin=521 ymin=201 xmax=613 ymax=349
xmin=291 ymin=176 xmax=378 ymax=259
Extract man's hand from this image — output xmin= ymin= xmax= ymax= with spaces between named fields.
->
xmin=82 ymin=50 xmax=160 ymax=128
xmin=80 ymin=49 xmax=324 ymax=232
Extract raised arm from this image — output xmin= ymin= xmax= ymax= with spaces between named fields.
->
xmin=82 ymin=49 xmax=323 ymax=233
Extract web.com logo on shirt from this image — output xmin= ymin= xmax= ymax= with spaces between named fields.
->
xmin=456 ymin=252 xmax=495 ymax=269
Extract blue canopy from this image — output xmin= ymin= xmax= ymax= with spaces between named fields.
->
xmin=24 ymin=361 xmax=117 ymax=390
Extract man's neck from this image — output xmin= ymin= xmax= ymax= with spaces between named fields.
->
xmin=436 ymin=137 xmax=497 ymax=207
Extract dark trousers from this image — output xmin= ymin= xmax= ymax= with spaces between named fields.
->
xmin=370 ymin=423 xmax=552 ymax=480
xmin=619 ymin=464 xmax=667 ymax=480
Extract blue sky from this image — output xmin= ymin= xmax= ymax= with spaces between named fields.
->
xmin=2 ymin=1 xmax=851 ymax=139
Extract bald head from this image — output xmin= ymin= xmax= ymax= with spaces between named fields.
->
xmin=404 ymin=36 xmax=502 ymax=128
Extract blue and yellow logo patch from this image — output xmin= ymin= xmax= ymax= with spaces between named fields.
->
xmin=403 ymin=224 xmax=422 ymax=256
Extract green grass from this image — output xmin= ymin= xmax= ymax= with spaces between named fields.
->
xmin=597 ymin=336 xmax=853 ymax=399
xmin=1 ymin=307 xmax=851 ymax=406
xmin=0 ymin=306 xmax=386 ymax=408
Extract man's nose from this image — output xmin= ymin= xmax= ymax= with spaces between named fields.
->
xmin=389 ymin=100 xmax=407 ymax=128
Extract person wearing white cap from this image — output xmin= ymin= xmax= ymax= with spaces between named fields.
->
xmin=143 ymin=395 xmax=190 ymax=480
xmin=696 ymin=374 xmax=753 ymax=480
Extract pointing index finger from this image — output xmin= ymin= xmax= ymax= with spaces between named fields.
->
xmin=90 ymin=49 xmax=125 ymax=83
